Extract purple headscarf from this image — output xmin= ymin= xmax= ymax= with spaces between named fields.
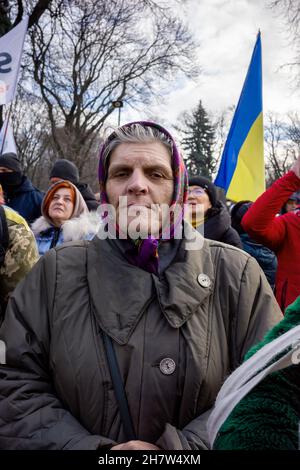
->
xmin=98 ymin=121 xmax=188 ymax=274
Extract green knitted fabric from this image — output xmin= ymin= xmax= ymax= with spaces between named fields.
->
xmin=214 ymin=296 xmax=300 ymax=450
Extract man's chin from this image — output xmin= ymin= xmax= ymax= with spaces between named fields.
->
xmin=116 ymin=216 xmax=159 ymax=240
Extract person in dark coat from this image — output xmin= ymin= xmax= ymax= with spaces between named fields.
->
xmin=49 ymin=159 xmax=99 ymax=211
xmin=0 ymin=153 xmax=43 ymax=224
xmin=231 ymin=200 xmax=277 ymax=290
xmin=0 ymin=122 xmax=282 ymax=450
xmin=187 ymin=175 xmax=242 ymax=248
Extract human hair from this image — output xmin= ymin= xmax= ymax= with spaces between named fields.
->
xmin=102 ymin=123 xmax=173 ymax=173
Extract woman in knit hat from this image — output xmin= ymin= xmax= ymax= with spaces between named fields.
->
xmin=187 ymin=175 xmax=242 ymax=248
xmin=31 ymin=180 xmax=100 ymax=256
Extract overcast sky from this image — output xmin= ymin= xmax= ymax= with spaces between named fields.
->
xmin=121 ymin=0 xmax=299 ymax=129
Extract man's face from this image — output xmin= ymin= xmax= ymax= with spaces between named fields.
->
xmin=49 ymin=177 xmax=63 ymax=185
xmin=106 ymin=142 xmax=174 ymax=237
xmin=0 ymin=167 xmax=13 ymax=173
xmin=285 ymin=199 xmax=298 ymax=212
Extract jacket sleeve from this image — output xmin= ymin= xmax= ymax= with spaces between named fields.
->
xmin=0 ymin=223 xmax=38 ymax=304
xmin=0 ymin=250 xmax=116 ymax=450
xmin=231 ymin=255 xmax=283 ymax=367
xmin=241 ymin=171 xmax=300 ymax=251
xmin=157 ymin=254 xmax=283 ymax=450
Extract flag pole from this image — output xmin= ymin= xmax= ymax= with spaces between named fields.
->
xmin=10 ymin=16 xmax=29 ymax=103
xmin=0 ymin=16 xmax=29 ymax=155
xmin=0 ymin=102 xmax=13 ymax=154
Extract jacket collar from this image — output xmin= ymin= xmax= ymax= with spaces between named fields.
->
xmin=87 ymin=225 xmax=215 ymax=344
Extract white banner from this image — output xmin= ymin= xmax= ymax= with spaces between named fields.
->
xmin=0 ymin=117 xmax=17 ymax=154
xmin=0 ymin=16 xmax=29 ymax=105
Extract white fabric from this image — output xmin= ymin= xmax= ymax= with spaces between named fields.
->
xmin=0 ymin=117 xmax=17 ymax=154
xmin=207 ymin=325 xmax=300 ymax=447
xmin=0 ymin=16 xmax=29 ymax=104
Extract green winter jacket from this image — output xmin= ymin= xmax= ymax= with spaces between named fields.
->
xmin=0 ymin=205 xmax=38 ymax=304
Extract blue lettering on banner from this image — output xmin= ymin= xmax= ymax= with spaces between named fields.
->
xmin=0 ymin=53 xmax=12 ymax=73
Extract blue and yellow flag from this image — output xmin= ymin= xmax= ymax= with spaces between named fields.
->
xmin=214 ymin=32 xmax=265 ymax=202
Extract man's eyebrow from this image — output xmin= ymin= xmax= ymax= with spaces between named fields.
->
xmin=108 ymin=162 xmax=172 ymax=173
xmin=108 ymin=163 xmax=132 ymax=174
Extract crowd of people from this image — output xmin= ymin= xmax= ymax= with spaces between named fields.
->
xmin=0 ymin=120 xmax=299 ymax=450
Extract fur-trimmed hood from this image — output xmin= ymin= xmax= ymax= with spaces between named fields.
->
xmin=31 ymin=211 xmax=102 ymax=241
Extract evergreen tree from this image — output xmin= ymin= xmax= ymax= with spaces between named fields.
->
xmin=178 ymin=100 xmax=216 ymax=178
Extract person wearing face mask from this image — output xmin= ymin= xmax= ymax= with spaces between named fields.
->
xmin=187 ymin=176 xmax=242 ymax=248
xmin=0 ymin=153 xmax=44 ymax=224
xmin=31 ymin=180 xmax=101 ymax=256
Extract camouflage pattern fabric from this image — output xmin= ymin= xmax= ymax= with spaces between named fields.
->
xmin=0 ymin=206 xmax=39 ymax=303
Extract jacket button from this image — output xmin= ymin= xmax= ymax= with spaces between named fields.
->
xmin=197 ymin=273 xmax=211 ymax=288
xmin=159 ymin=358 xmax=176 ymax=375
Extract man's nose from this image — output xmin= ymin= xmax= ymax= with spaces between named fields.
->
xmin=127 ymin=170 xmax=148 ymax=194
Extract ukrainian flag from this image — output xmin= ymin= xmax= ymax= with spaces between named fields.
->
xmin=214 ymin=32 xmax=265 ymax=202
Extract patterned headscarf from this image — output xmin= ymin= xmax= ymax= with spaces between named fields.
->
xmin=98 ymin=121 xmax=188 ymax=274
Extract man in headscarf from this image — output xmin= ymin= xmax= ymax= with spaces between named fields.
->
xmin=0 ymin=122 xmax=282 ymax=450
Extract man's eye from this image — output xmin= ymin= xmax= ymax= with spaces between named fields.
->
xmin=114 ymin=171 xmax=128 ymax=177
xmin=151 ymin=172 xmax=164 ymax=178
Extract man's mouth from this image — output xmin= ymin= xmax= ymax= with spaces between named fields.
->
xmin=122 ymin=202 xmax=151 ymax=209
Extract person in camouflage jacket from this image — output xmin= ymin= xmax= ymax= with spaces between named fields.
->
xmin=0 ymin=203 xmax=39 ymax=315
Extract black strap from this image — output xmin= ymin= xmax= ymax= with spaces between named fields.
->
xmin=0 ymin=205 xmax=9 ymax=266
xmin=102 ymin=332 xmax=136 ymax=441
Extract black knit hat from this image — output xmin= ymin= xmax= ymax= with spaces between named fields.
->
xmin=188 ymin=175 xmax=217 ymax=207
xmin=0 ymin=152 xmax=22 ymax=173
xmin=50 ymin=159 xmax=79 ymax=184
xmin=230 ymin=200 xmax=252 ymax=234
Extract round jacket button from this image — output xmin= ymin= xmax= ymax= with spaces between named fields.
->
xmin=159 ymin=358 xmax=176 ymax=375
xmin=197 ymin=273 xmax=211 ymax=288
